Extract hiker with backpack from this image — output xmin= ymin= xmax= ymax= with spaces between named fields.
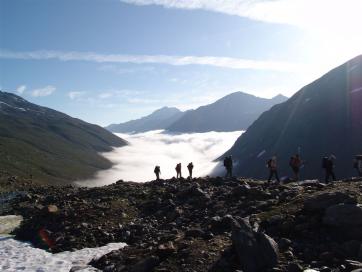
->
xmin=175 ymin=163 xmax=182 ymax=179
xmin=154 ymin=166 xmax=161 ymax=180
xmin=322 ymin=155 xmax=336 ymax=183
xmin=267 ymin=156 xmax=280 ymax=183
xmin=187 ymin=162 xmax=194 ymax=179
xmin=223 ymin=156 xmax=233 ymax=178
xmin=353 ymin=155 xmax=362 ymax=177
xmin=289 ymin=154 xmax=303 ymax=181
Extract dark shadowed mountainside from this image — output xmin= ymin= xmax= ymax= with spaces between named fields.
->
xmin=107 ymin=107 xmax=184 ymax=133
xmin=0 ymin=91 xmax=127 ymax=184
xmin=224 ymin=55 xmax=362 ymax=180
xmin=167 ymin=92 xmax=287 ymax=132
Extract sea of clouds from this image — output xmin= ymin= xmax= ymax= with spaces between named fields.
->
xmin=79 ymin=130 xmax=243 ymax=186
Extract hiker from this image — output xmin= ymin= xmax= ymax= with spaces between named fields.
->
xmin=223 ymin=156 xmax=233 ymax=178
xmin=289 ymin=154 xmax=302 ymax=181
xmin=187 ymin=162 xmax=194 ymax=179
xmin=175 ymin=163 xmax=182 ymax=179
xmin=154 ymin=166 xmax=161 ymax=180
xmin=267 ymin=156 xmax=280 ymax=183
xmin=322 ymin=155 xmax=336 ymax=183
xmin=353 ymin=155 xmax=362 ymax=177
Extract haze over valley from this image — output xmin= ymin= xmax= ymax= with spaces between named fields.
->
xmin=79 ymin=130 xmax=243 ymax=186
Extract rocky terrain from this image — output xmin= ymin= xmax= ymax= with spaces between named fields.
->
xmin=2 ymin=171 xmax=362 ymax=272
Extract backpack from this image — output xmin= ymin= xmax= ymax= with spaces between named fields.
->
xmin=267 ymin=159 xmax=272 ymax=168
xmin=289 ymin=157 xmax=295 ymax=167
xmin=322 ymin=157 xmax=329 ymax=169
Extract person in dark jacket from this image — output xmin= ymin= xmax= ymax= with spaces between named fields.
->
xmin=353 ymin=155 xmax=362 ymax=177
xmin=187 ymin=162 xmax=194 ymax=179
xmin=175 ymin=163 xmax=182 ymax=179
xmin=324 ymin=155 xmax=336 ymax=183
xmin=289 ymin=154 xmax=303 ymax=181
xmin=224 ymin=156 xmax=233 ymax=178
xmin=267 ymin=156 xmax=280 ymax=183
xmin=154 ymin=166 xmax=161 ymax=180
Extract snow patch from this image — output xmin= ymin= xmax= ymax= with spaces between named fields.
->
xmin=0 ymin=215 xmax=126 ymax=271
xmin=257 ymin=150 xmax=266 ymax=158
xmin=0 ymin=215 xmax=23 ymax=234
xmin=351 ymin=87 xmax=362 ymax=94
xmin=0 ymin=101 xmax=27 ymax=112
xmin=0 ymin=236 xmax=125 ymax=272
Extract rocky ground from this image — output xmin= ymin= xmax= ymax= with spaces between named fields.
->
xmin=2 ymin=170 xmax=362 ymax=272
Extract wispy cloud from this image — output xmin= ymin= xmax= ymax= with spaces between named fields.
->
xmin=98 ymin=64 xmax=155 ymax=74
xmin=68 ymin=91 xmax=86 ymax=100
xmin=120 ymin=0 xmax=362 ymax=31
xmin=0 ymin=49 xmax=301 ymax=72
xmin=31 ymin=85 xmax=56 ymax=97
xmin=15 ymin=85 xmax=27 ymax=95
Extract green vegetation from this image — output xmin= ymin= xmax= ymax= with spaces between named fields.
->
xmin=0 ymin=91 xmax=126 ymax=184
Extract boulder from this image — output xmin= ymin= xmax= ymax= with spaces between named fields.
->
xmin=185 ymin=228 xmax=205 ymax=238
xmin=232 ymin=218 xmax=279 ymax=272
xmin=323 ymin=204 xmax=362 ymax=227
xmin=304 ymin=192 xmax=357 ymax=212
xmin=232 ymin=184 xmax=251 ymax=197
xmin=129 ymin=256 xmax=160 ymax=272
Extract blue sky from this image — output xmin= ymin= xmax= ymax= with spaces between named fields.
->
xmin=1 ymin=0 xmax=361 ymax=126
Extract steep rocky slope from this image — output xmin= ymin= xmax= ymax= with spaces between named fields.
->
xmin=224 ymin=56 xmax=362 ymax=180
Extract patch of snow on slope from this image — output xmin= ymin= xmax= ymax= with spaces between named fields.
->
xmin=0 ymin=236 xmax=125 ymax=272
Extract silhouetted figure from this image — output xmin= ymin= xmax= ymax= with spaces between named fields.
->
xmin=267 ymin=156 xmax=280 ymax=183
xmin=322 ymin=155 xmax=336 ymax=183
xmin=353 ymin=155 xmax=362 ymax=177
xmin=224 ymin=156 xmax=233 ymax=178
xmin=187 ymin=162 xmax=194 ymax=179
xmin=289 ymin=154 xmax=302 ymax=181
xmin=175 ymin=163 xmax=182 ymax=179
xmin=154 ymin=166 xmax=161 ymax=180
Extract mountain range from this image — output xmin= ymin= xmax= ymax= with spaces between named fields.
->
xmin=107 ymin=92 xmax=287 ymax=133
xmin=0 ymin=91 xmax=127 ymax=184
xmin=223 ymin=55 xmax=362 ymax=180
xmin=167 ymin=92 xmax=287 ymax=132
xmin=107 ymin=107 xmax=184 ymax=133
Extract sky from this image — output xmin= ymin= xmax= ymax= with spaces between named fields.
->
xmin=0 ymin=0 xmax=362 ymax=126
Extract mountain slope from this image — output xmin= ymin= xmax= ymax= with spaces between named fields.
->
xmin=107 ymin=107 xmax=184 ymax=133
xmin=167 ymin=92 xmax=287 ymax=132
xmin=0 ymin=91 xmax=127 ymax=184
xmin=224 ymin=56 xmax=362 ymax=180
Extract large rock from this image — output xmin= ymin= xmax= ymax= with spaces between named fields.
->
xmin=303 ymin=192 xmax=356 ymax=212
xmin=232 ymin=218 xmax=279 ymax=272
xmin=323 ymin=204 xmax=362 ymax=227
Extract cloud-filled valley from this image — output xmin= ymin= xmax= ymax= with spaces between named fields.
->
xmin=78 ymin=130 xmax=242 ymax=186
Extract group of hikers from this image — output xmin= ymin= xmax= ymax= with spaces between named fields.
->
xmin=153 ymin=154 xmax=362 ymax=183
xmin=266 ymin=154 xmax=362 ymax=183
xmin=154 ymin=162 xmax=194 ymax=180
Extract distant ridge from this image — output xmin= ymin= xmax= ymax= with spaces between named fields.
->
xmin=106 ymin=107 xmax=184 ymax=133
xmin=167 ymin=92 xmax=288 ymax=132
xmin=0 ymin=91 xmax=127 ymax=184
xmin=223 ymin=55 xmax=362 ymax=180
